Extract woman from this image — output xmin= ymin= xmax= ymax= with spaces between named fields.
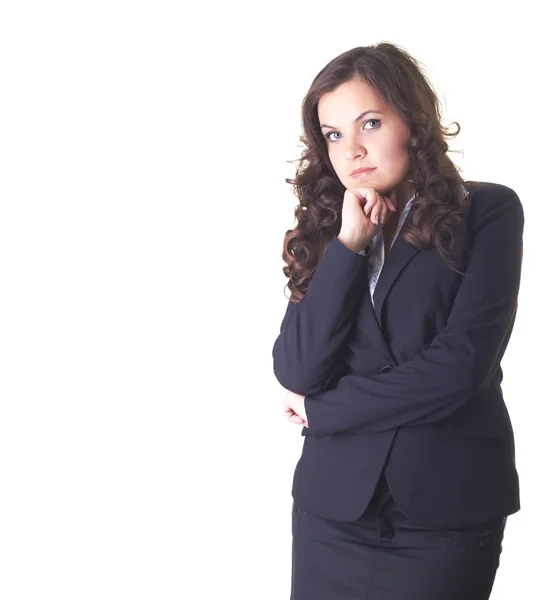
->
xmin=272 ymin=42 xmax=524 ymax=599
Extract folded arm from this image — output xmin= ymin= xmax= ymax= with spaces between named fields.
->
xmin=304 ymin=185 xmax=525 ymax=437
xmin=272 ymin=236 xmax=370 ymax=396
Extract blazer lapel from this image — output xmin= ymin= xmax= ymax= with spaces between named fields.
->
xmin=354 ymin=234 xmax=421 ymax=360
xmin=357 ymin=287 xmax=395 ymax=358
xmin=372 ymin=235 xmax=421 ymax=328
xmin=362 ymin=182 xmax=473 ymax=345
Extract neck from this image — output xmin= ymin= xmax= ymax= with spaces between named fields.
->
xmin=388 ymin=179 xmax=416 ymax=214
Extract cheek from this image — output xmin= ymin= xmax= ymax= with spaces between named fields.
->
xmin=378 ymin=135 xmax=404 ymax=158
xmin=327 ymin=145 xmax=339 ymax=167
xmin=381 ymin=141 xmax=410 ymax=171
xmin=328 ymin=149 xmax=347 ymax=179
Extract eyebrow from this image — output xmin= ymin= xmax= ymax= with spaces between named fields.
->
xmin=320 ymin=109 xmax=386 ymax=130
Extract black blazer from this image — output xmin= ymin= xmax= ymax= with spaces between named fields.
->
xmin=272 ymin=181 xmax=524 ymax=529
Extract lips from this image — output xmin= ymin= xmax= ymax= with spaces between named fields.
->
xmin=350 ymin=168 xmax=376 ymax=178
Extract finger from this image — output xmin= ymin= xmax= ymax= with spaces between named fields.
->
xmin=363 ymin=195 xmax=377 ymax=215
xmin=289 ymin=414 xmax=304 ymax=424
xmin=349 ymin=188 xmax=374 ymax=208
xmin=372 ymin=206 xmax=382 ymax=224
xmin=379 ymin=202 xmax=390 ymax=223
xmin=371 ymin=194 xmax=388 ymax=223
xmin=383 ymin=196 xmax=396 ymax=212
xmin=384 ymin=197 xmax=396 ymax=212
xmin=374 ymin=192 xmax=391 ymax=210
xmin=380 ymin=197 xmax=394 ymax=220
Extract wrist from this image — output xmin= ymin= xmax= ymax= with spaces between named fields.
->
xmin=337 ymin=233 xmax=366 ymax=254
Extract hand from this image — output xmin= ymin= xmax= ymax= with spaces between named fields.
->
xmin=339 ymin=187 xmax=396 ymax=253
xmin=282 ymin=390 xmax=309 ymax=427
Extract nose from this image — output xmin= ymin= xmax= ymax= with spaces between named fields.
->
xmin=344 ymin=141 xmax=365 ymax=161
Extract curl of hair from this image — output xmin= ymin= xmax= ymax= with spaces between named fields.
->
xmin=281 ymin=42 xmax=472 ymax=303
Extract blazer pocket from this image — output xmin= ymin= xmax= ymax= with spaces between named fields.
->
xmin=444 ymin=402 xmax=512 ymax=440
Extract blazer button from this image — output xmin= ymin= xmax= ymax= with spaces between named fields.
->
xmin=381 ymin=365 xmax=393 ymax=373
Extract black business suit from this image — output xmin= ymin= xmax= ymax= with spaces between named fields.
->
xmin=273 ymin=181 xmax=524 ymax=598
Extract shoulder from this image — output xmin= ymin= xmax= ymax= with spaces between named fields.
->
xmin=463 ymin=181 xmax=524 ymax=233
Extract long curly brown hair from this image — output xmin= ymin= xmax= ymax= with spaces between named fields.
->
xmin=281 ymin=42 xmax=471 ymax=303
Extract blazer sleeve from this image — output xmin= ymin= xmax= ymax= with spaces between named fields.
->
xmin=272 ymin=235 xmax=370 ymax=396
xmin=303 ymin=185 xmax=525 ymax=437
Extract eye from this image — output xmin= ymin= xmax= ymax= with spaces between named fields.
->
xmin=325 ymin=119 xmax=381 ymax=142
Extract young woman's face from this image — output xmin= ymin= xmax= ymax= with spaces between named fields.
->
xmin=317 ymin=78 xmax=413 ymax=198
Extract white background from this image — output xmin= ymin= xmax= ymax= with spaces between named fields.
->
xmin=0 ymin=1 xmax=550 ymax=598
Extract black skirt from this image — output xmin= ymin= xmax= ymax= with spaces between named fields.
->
xmin=290 ymin=473 xmax=506 ymax=600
